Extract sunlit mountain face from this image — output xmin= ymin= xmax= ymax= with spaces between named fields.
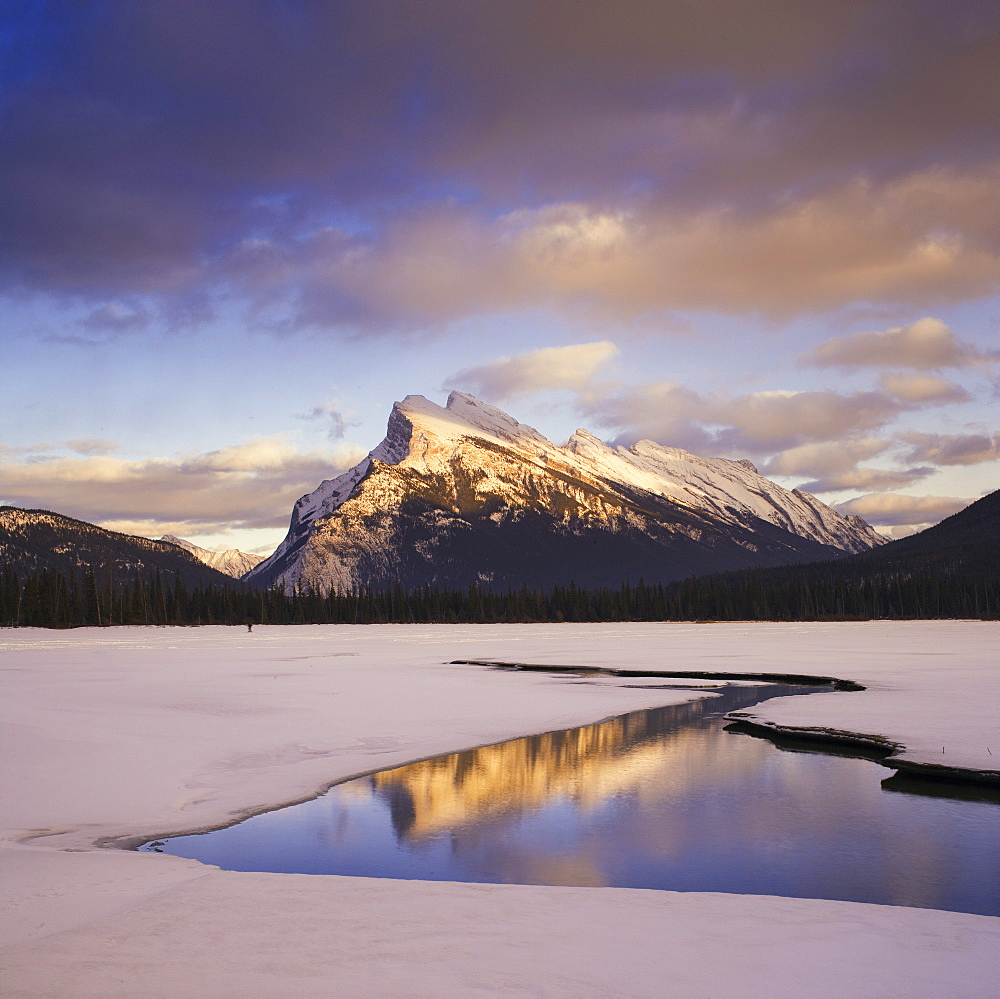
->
xmin=248 ymin=393 xmax=884 ymax=593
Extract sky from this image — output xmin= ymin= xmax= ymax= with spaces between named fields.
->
xmin=1 ymin=0 xmax=998 ymax=555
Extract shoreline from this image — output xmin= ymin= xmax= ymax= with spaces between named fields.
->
xmin=724 ymin=716 xmax=1000 ymax=788
xmin=456 ymin=658 xmax=1000 ymax=787
xmin=106 ymin=675 xmax=789 ymax=852
xmin=120 ymin=663 xmax=998 ymax=861
xmin=451 ymin=658 xmax=867 ymax=689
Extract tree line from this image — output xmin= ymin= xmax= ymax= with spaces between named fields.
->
xmin=1 ymin=563 xmax=996 ymax=628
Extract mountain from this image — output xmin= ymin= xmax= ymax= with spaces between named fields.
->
xmin=247 ymin=393 xmax=884 ymax=594
xmin=160 ymin=535 xmax=265 ymax=579
xmin=0 ymin=507 xmax=238 ymax=588
xmin=827 ymin=489 xmax=999 ymax=580
xmin=656 ymin=490 xmax=999 ymax=620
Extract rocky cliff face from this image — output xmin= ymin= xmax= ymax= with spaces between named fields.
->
xmin=246 ymin=393 xmax=885 ymax=594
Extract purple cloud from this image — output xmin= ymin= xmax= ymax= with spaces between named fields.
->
xmin=2 ymin=1 xmax=997 ymax=328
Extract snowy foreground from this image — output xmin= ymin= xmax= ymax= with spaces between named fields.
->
xmin=2 ymin=621 xmax=998 ymax=998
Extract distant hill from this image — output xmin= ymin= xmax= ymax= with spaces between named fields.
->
xmin=717 ymin=489 xmax=998 ymax=584
xmin=658 ymin=490 xmax=999 ymax=620
xmin=844 ymin=489 xmax=999 ymax=578
xmin=0 ymin=507 xmax=239 ymax=589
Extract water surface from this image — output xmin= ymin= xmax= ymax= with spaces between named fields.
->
xmin=144 ymin=682 xmax=1000 ymax=915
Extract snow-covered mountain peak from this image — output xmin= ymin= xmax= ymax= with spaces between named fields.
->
xmin=628 ymin=439 xmax=694 ymax=462
xmin=247 ymin=392 xmax=886 ymax=594
xmin=569 ymin=438 xmax=884 ymax=551
xmin=389 ymin=394 xmax=479 ymax=447
xmin=341 ymin=393 xmax=883 ymax=553
xmin=385 ymin=392 xmax=553 ymax=454
xmin=160 ymin=535 xmax=265 ymax=579
xmin=444 ymin=391 xmax=552 ymax=447
xmin=367 ymin=393 xmax=558 ymax=472
xmin=566 ymin=427 xmax=614 ymax=457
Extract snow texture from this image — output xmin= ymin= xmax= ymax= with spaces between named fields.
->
xmin=1 ymin=621 xmax=997 ymax=997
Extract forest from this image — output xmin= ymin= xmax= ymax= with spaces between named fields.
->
xmin=2 ymin=563 xmax=996 ymax=628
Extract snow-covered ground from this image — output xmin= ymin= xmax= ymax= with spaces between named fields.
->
xmin=2 ymin=621 xmax=998 ymax=997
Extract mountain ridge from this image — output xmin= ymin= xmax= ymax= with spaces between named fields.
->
xmin=160 ymin=535 xmax=264 ymax=579
xmin=247 ymin=392 xmax=884 ymax=594
xmin=828 ymin=488 xmax=999 ymax=578
xmin=1 ymin=507 xmax=239 ymax=589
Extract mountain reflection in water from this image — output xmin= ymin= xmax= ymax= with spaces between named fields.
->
xmin=145 ymin=682 xmax=1000 ymax=916
xmin=371 ymin=685 xmax=774 ymax=843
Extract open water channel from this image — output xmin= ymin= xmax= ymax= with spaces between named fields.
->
xmin=142 ymin=679 xmax=1000 ymax=916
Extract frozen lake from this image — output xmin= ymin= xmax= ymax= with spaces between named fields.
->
xmin=144 ymin=680 xmax=1000 ymax=916
xmin=6 ymin=623 xmax=999 ymax=997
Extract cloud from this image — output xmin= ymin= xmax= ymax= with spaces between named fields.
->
xmin=179 ymin=436 xmax=333 ymax=473
xmin=444 ymin=342 xmax=619 ymax=402
xmin=1 ymin=439 xmax=119 ymax=458
xmin=0 ymin=435 xmax=367 ymax=536
xmin=575 ymin=377 xmax=979 ymax=496
xmin=2 ymin=4 xmax=998 ymax=325
xmin=796 ymin=466 xmax=935 ymax=494
xmin=877 ymin=371 xmax=972 ymax=404
xmin=80 ymin=301 xmax=151 ymax=335
xmin=228 ymin=171 xmax=1000 ymax=331
xmin=96 ymin=518 xmax=253 ymax=540
xmin=900 ymin=431 xmax=1000 ymax=466
xmin=878 ymin=524 xmax=932 ymax=540
xmin=582 ymin=382 xmax=903 ymax=454
xmin=760 ymin=439 xmax=890 ymax=478
xmin=706 ymin=389 xmax=902 ymax=451
xmin=758 ymin=439 xmax=933 ymax=493
xmin=66 ymin=438 xmax=119 ymax=456
xmin=836 ymin=493 xmax=970 ymax=527
xmin=298 ymin=401 xmax=357 ymax=441
xmin=805 ymin=317 xmax=1000 ymax=370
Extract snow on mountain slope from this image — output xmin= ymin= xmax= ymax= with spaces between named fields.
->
xmin=564 ymin=430 xmax=884 ymax=554
xmin=247 ymin=393 xmax=884 ymax=594
xmin=160 ymin=536 xmax=264 ymax=579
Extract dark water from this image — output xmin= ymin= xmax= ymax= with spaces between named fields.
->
xmin=143 ymin=683 xmax=1000 ymax=916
